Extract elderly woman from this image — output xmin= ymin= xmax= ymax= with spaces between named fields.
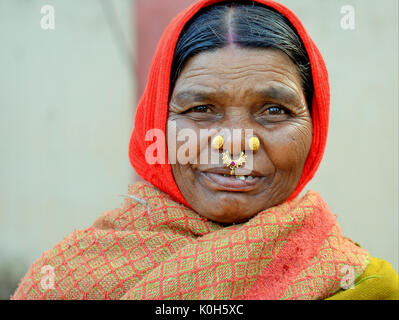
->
xmin=13 ymin=0 xmax=398 ymax=300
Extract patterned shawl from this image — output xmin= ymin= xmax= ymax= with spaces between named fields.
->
xmin=12 ymin=183 xmax=369 ymax=300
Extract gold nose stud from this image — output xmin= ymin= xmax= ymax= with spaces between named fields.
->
xmin=213 ymin=135 xmax=260 ymax=151
xmin=212 ymin=135 xmax=224 ymax=150
xmin=248 ymin=136 xmax=260 ymax=152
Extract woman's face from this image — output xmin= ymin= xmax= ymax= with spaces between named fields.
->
xmin=168 ymin=45 xmax=312 ymax=224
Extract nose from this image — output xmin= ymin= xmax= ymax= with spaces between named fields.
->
xmin=211 ymin=109 xmax=261 ymax=157
xmin=215 ymin=128 xmax=258 ymax=156
xmin=222 ymin=128 xmax=246 ymax=156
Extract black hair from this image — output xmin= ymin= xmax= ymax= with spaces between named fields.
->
xmin=169 ymin=1 xmax=314 ymax=112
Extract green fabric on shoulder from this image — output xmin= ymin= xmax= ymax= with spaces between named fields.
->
xmin=326 ymin=256 xmax=399 ymax=300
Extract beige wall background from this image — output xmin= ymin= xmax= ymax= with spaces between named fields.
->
xmin=0 ymin=0 xmax=136 ymax=298
xmin=0 ymin=0 xmax=397 ymax=299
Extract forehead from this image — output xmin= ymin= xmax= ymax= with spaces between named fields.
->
xmin=172 ymin=45 xmax=303 ymax=98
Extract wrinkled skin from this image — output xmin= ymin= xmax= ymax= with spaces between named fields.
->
xmin=168 ymin=45 xmax=312 ymax=224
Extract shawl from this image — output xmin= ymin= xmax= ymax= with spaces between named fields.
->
xmin=129 ymin=0 xmax=330 ymax=207
xmin=12 ymin=183 xmax=369 ymax=300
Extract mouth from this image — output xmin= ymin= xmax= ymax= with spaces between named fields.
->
xmin=200 ymin=169 xmax=264 ymax=191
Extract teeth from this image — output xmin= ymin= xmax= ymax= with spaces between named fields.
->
xmin=221 ymin=174 xmax=255 ymax=180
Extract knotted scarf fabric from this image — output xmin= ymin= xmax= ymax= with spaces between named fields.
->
xmin=12 ymin=183 xmax=369 ymax=300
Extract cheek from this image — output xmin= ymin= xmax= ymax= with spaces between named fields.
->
xmin=264 ymin=122 xmax=313 ymax=170
xmin=167 ymin=119 xmax=204 ymax=190
xmin=167 ymin=119 xmax=197 ymax=164
xmin=171 ymin=163 xmax=195 ymax=187
xmin=167 ymin=118 xmax=217 ymax=166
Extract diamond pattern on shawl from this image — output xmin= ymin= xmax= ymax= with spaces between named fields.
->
xmin=12 ymin=183 xmax=369 ymax=300
xmin=281 ymin=225 xmax=370 ymax=300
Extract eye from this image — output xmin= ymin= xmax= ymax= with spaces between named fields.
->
xmin=186 ymin=105 xmax=211 ymax=113
xmin=264 ymin=106 xmax=288 ymax=116
xmin=256 ymin=105 xmax=291 ymax=124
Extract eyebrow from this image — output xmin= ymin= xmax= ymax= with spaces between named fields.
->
xmin=172 ymin=90 xmax=214 ymax=104
xmin=171 ymin=85 xmax=302 ymax=106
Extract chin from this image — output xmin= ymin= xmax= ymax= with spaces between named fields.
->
xmin=195 ymin=193 xmax=263 ymax=224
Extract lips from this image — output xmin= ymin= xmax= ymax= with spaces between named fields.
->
xmin=200 ymin=168 xmax=263 ymax=191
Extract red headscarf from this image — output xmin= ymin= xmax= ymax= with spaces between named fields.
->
xmin=129 ymin=0 xmax=330 ymax=208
